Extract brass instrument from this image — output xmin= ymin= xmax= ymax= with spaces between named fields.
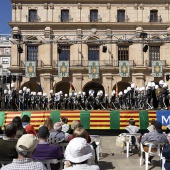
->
xmin=155 ymin=88 xmax=162 ymax=98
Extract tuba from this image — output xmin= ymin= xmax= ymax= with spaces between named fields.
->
xmin=155 ymin=87 xmax=162 ymax=98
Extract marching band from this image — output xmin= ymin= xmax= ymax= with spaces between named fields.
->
xmin=0 ymin=80 xmax=169 ymax=111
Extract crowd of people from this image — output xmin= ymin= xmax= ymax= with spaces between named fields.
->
xmin=0 ymin=79 xmax=169 ymax=111
xmin=0 ymin=116 xmax=100 ymax=170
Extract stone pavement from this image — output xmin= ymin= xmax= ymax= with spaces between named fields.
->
xmin=98 ymin=136 xmax=162 ymax=170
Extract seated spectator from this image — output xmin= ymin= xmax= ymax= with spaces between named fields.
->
xmin=61 ymin=117 xmax=71 ymax=133
xmin=48 ymin=122 xmax=69 ymax=144
xmin=125 ymin=118 xmax=139 ymax=134
xmin=63 ymin=137 xmax=100 ymax=170
xmin=69 ymin=120 xmax=91 ymax=143
xmin=12 ymin=116 xmax=27 ymax=138
xmin=22 ymin=115 xmax=37 ymax=136
xmin=1 ymin=134 xmax=46 ymax=170
xmin=44 ymin=118 xmax=55 ymax=132
xmin=147 ymin=119 xmax=156 ymax=132
xmin=162 ymin=134 xmax=170 ymax=170
xmin=33 ymin=126 xmax=63 ymax=160
xmin=0 ymin=123 xmax=18 ymax=162
xmin=141 ymin=121 xmax=168 ymax=165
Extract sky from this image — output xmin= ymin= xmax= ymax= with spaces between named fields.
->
xmin=0 ymin=0 xmax=12 ymax=34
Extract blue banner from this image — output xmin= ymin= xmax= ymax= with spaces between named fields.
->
xmin=156 ymin=110 xmax=170 ymax=126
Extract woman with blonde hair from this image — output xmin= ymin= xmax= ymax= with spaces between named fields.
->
xmin=44 ymin=118 xmax=55 ymax=132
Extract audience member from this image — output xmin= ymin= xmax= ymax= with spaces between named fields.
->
xmin=162 ymin=134 xmax=170 ymax=170
xmin=33 ymin=126 xmax=63 ymax=160
xmin=0 ymin=123 xmax=18 ymax=162
xmin=147 ymin=119 xmax=156 ymax=132
xmin=64 ymin=137 xmax=100 ymax=170
xmin=69 ymin=120 xmax=91 ymax=143
xmin=48 ymin=122 xmax=69 ymax=144
xmin=125 ymin=118 xmax=139 ymax=133
xmin=61 ymin=117 xmax=71 ymax=133
xmin=22 ymin=115 xmax=37 ymax=136
xmin=141 ymin=121 xmax=168 ymax=165
xmin=44 ymin=118 xmax=55 ymax=132
xmin=1 ymin=134 xmax=47 ymax=170
xmin=12 ymin=116 xmax=27 ymax=138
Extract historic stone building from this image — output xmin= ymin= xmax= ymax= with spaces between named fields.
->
xmin=9 ymin=0 xmax=170 ymax=96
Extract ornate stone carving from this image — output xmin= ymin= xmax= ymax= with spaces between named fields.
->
xmin=44 ymin=3 xmax=48 ymax=9
xmin=49 ymin=3 xmax=54 ymax=9
xmin=17 ymin=3 xmax=22 ymax=9
xmin=12 ymin=3 xmax=16 ymax=9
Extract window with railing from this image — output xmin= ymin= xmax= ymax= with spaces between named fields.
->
xmin=61 ymin=10 xmax=69 ymax=22
xmin=150 ymin=10 xmax=158 ymax=22
xmin=27 ymin=46 xmax=38 ymax=61
xmin=88 ymin=45 xmax=99 ymax=61
xmin=117 ymin=10 xmax=125 ymax=22
xmin=58 ymin=45 xmax=70 ymax=61
xmin=149 ymin=46 xmax=160 ymax=62
xmin=90 ymin=10 xmax=98 ymax=22
xmin=29 ymin=10 xmax=38 ymax=22
xmin=2 ymin=58 xmax=9 ymax=64
xmin=118 ymin=46 xmax=129 ymax=61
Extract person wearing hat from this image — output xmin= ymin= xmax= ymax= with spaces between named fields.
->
xmin=1 ymin=134 xmax=46 ymax=170
xmin=141 ymin=121 xmax=168 ymax=165
xmin=33 ymin=126 xmax=63 ymax=168
xmin=63 ymin=137 xmax=100 ymax=170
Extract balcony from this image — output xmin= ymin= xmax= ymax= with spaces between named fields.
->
xmin=20 ymin=60 xmax=44 ymax=68
xmin=148 ymin=15 xmax=162 ymax=22
xmin=115 ymin=15 xmax=129 ymax=22
xmin=52 ymin=60 xmax=135 ymax=68
xmin=145 ymin=60 xmax=167 ymax=67
xmin=26 ymin=16 xmax=41 ymax=22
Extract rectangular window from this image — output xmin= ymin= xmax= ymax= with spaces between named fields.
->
xmin=118 ymin=46 xmax=129 ymax=61
xmin=149 ymin=46 xmax=160 ymax=61
xmin=58 ymin=45 xmax=70 ymax=61
xmin=117 ymin=10 xmax=125 ymax=22
xmin=4 ymin=48 xmax=10 ymax=54
xmin=29 ymin=10 xmax=38 ymax=22
xmin=61 ymin=10 xmax=69 ymax=22
xmin=88 ymin=45 xmax=99 ymax=61
xmin=27 ymin=46 xmax=38 ymax=61
xmin=90 ymin=10 xmax=98 ymax=22
xmin=2 ymin=58 xmax=9 ymax=64
xmin=150 ymin=10 xmax=158 ymax=22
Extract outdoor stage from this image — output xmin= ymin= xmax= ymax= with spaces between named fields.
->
xmin=0 ymin=110 xmax=169 ymax=130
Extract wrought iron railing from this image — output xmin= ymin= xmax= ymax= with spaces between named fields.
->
xmin=145 ymin=60 xmax=167 ymax=67
xmin=20 ymin=60 xmax=44 ymax=67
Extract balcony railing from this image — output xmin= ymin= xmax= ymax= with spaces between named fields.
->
xmin=145 ymin=60 xmax=167 ymax=67
xmin=26 ymin=16 xmax=41 ymax=22
xmin=148 ymin=15 xmax=162 ymax=22
xmin=20 ymin=60 xmax=44 ymax=67
xmin=115 ymin=15 xmax=129 ymax=22
xmin=52 ymin=60 xmax=135 ymax=68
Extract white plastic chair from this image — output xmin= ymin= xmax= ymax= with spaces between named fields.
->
xmin=58 ymin=142 xmax=69 ymax=153
xmin=41 ymin=159 xmax=62 ymax=170
xmin=90 ymin=135 xmax=102 ymax=161
xmin=162 ymin=157 xmax=166 ymax=170
xmin=0 ymin=160 xmax=12 ymax=167
xmin=139 ymin=142 xmax=165 ymax=170
xmin=125 ymin=133 xmax=141 ymax=158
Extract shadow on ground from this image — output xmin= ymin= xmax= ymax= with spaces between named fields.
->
xmin=99 ymin=161 xmax=115 ymax=169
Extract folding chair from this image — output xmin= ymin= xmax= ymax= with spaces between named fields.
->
xmin=124 ymin=133 xmax=141 ymax=158
xmin=139 ymin=142 xmax=165 ymax=170
xmin=58 ymin=142 xmax=69 ymax=153
xmin=0 ymin=160 xmax=12 ymax=167
xmin=41 ymin=159 xmax=62 ymax=170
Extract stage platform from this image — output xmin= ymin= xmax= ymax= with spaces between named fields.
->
xmin=0 ymin=110 xmax=169 ymax=130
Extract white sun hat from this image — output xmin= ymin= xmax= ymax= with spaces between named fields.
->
xmin=64 ymin=137 xmax=92 ymax=163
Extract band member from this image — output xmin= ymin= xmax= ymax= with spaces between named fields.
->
xmin=18 ymin=90 xmax=24 ymax=110
xmin=123 ymin=89 xmax=128 ymax=110
xmin=11 ymin=83 xmax=18 ymax=111
xmin=130 ymin=84 xmax=136 ymax=109
xmin=110 ymin=90 xmax=116 ymax=110
xmin=59 ymin=91 xmax=64 ymax=110
xmin=3 ymin=89 xmax=8 ymax=110
xmin=161 ymin=83 xmax=169 ymax=109
xmin=68 ymin=93 xmax=73 ymax=110
xmin=42 ymin=93 xmax=48 ymax=110
xmin=8 ymin=90 xmax=12 ymax=110
xmin=145 ymin=82 xmax=153 ymax=110
xmin=77 ymin=91 xmax=83 ymax=110
xmin=118 ymin=91 xmax=123 ymax=109
xmin=103 ymin=94 xmax=109 ymax=110
xmin=82 ymin=92 xmax=87 ymax=110
xmin=63 ymin=94 xmax=69 ymax=110
xmin=23 ymin=86 xmax=27 ymax=110
xmin=54 ymin=92 xmax=60 ymax=110
xmin=49 ymin=90 xmax=54 ymax=110
xmin=86 ymin=90 xmax=95 ymax=110
xmin=26 ymin=88 xmax=31 ymax=110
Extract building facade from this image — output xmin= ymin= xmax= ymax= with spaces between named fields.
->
xmin=9 ymin=0 xmax=170 ymax=96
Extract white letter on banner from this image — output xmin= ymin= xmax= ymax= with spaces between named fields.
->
xmin=162 ymin=116 xmax=170 ymax=124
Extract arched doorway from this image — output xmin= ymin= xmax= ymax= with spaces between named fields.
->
xmin=21 ymin=82 xmax=40 ymax=93
xmin=55 ymin=82 xmax=75 ymax=95
xmin=83 ymin=82 xmax=104 ymax=97
xmin=112 ymin=81 xmax=130 ymax=93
